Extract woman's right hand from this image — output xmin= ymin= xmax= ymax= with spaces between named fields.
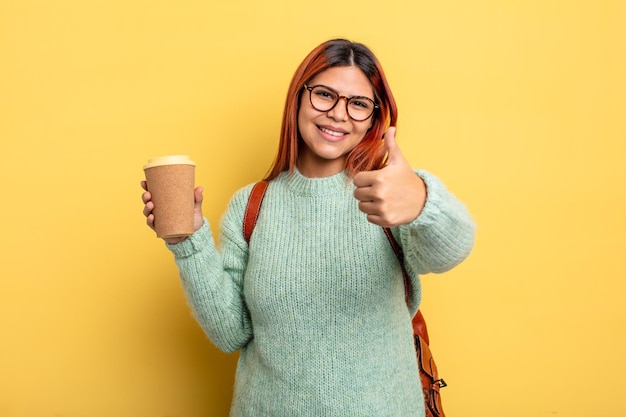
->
xmin=141 ymin=181 xmax=205 ymax=245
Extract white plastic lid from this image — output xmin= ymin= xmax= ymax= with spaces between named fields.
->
xmin=143 ymin=155 xmax=196 ymax=170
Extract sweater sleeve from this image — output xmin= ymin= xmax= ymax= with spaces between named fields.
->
xmin=166 ymin=185 xmax=254 ymax=353
xmin=397 ymin=170 xmax=475 ymax=278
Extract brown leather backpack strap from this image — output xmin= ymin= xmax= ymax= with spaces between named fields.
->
xmin=243 ymin=180 xmax=269 ymax=244
xmin=383 ymin=227 xmax=430 ymax=345
xmin=383 ymin=227 xmax=411 ymax=300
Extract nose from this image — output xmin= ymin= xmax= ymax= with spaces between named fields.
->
xmin=326 ymin=97 xmax=349 ymax=122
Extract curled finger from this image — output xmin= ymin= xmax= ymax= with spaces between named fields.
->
xmin=143 ymin=201 xmax=154 ymax=218
xmin=357 ymin=201 xmax=380 ymax=216
xmin=142 ymin=191 xmax=152 ymax=204
xmin=146 ymin=213 xmax=155 ymax=229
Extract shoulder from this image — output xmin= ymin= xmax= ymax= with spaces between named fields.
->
xmin=223 ymin=182 xmax=261 ymax=224
xmin=230 ymin=182 xmax=258 ymax=205
xmin=219 ymin=182 xmax=262 ymax=246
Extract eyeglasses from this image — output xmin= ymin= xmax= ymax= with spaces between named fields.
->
xmin=304 ymin=84 xmax=379 ymax=122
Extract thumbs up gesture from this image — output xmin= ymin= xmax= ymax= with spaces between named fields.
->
xmin=353 ymin=127 xmax=427 ymax=227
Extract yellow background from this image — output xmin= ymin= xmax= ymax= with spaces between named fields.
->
xmin=1 ymin=0 xmax=625 ymax=416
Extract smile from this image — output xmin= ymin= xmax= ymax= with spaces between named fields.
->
xmin=318 ymin=126 xmax=347 ymax=137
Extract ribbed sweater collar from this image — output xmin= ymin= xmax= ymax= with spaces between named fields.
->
xmin=280 ymin=168 xmax=352 ymax=196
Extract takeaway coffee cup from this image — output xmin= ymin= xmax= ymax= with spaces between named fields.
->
xmin=143 ymin=155 xmax=196 ymax=239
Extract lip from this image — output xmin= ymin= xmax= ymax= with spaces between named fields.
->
xmin=317 ymin=125 xmax=349 ymax=141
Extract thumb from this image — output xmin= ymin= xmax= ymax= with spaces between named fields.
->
xmin=383 ymin=127 xmax=404 ymax=165
xmin=194 ymin=186 xmax=204 ymax=206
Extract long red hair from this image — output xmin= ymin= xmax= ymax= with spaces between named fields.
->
xmin=264 ymin=39 xmax=398 ymax=180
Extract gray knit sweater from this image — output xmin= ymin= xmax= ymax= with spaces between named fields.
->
xmin=167 ymin=168 xmax=475 ymax=417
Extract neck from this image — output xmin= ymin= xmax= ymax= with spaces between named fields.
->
xmin=296 ymin=153 xmax=346 ymax=178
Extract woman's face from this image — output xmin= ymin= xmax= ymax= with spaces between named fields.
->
xmin=297 ymin=65 xmax=375 ymax=178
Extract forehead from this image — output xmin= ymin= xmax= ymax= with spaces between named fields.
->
xmin=309 ymin=66 xmax=374 ymax=98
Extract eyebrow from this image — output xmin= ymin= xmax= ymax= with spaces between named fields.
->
xmin=313 ymin=84 xmax=375 ymax=101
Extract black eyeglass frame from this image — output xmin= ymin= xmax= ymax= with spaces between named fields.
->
xmin=304 ymin=84 xmax=379 ymax=121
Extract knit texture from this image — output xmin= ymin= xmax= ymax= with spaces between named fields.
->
xmin=167 ymin=168 xmax=475 ymax=417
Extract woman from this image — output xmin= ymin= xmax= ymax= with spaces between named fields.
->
xmin=141 ymin=39 xmax=475 ymax=417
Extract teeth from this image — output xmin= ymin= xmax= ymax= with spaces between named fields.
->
xmin=320 ymin=127 xmax=345 ymax=137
